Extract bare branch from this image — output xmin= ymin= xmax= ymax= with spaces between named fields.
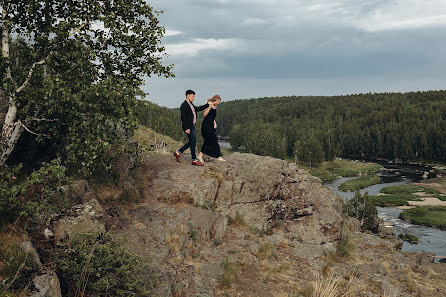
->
xmin=69 ymin=21 xmax=90 ymax=36
xmin=27 ymin=117 xmax=60 ymax=122
xmin=17 ymin=121 xmax=50 ymax=138
xmin=15 ymin=54 xmax=52 ymax=94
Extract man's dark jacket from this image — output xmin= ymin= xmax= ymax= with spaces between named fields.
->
xmin=180 ymin=100 xmax=209 ymax=131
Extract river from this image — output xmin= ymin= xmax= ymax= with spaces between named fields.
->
xmin=323 ymin=161 xmax=446 ymax=261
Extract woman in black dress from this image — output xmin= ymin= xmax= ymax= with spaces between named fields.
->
xmin=198 ymin=95 xmax=225 ymax=163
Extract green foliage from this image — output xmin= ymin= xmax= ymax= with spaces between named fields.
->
xmin=369 ymin=185 xmax=442 ymax=206
xmin=304 ymin=159 xmax=382 ymax=181
xmin=229 ymin=122 xmax=287 ymax=158
xmin=53 ymin=231 xmax=151 ymax=297
xmin=399 ymin=206 xmax=446 ymax=230
xmin=217 ymin=92 xmax=446 ymax=163
xmin=135 ymin=100 xmax=184 ymax=142
xmin=398 ymin=233 xmax=420 ymax=244
xmin=294 ymin=131 xmax=325 ymax=167
xmin=381 ymin=185 xmax=440 ymax=195
xmin=0 ymin=159 xmax=69 ymax=228
xmin=368 ymin=194 xmax=422 ymax=207
xmin=338 ymin=175 xmax=381 ymax=192
xmin=343 ymin=191 xmax=379 ymax=233
xmin=1 ymin=0 xmax=173 ymax=175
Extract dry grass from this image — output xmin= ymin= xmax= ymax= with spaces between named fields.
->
xmin=311 ymin=273 xmax=362 ymax=297
xmin=228 ymin=211 xmax=246 ymax=228
xmin=201 ymin=166 xmax=224 ymax=185
xmin=219 ymin=258 xmax=238 ymax=289
xmin=0 ymin=231 xmax=37 ymax=296
xmin=257 ymin=242 xmax=276 ymax=260
xmin=165 ymin=231 xmax=181 ymax=252
xmin=134 ymin=126 xmax=183 ymax=154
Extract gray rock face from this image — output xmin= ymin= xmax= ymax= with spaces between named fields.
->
xmin=61 ymin=179 xmax=96 ymax=204
xmin=111 ymin=152 xmax=345 ymax=296
xmin=19 ymin=240 xmax=43 ymax=271
xmin=52 ymin=198 xmax=105 ymax=245
xmin=28 ymin=271 xmax=62 ymax=297
xmin=146 ymin=153 xmax=343 ymax=244
xmin=110 ymin=152 xmax=446 ymax=297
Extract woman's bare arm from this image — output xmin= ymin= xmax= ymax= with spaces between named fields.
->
xmin=203 ymin=103 xmax=213 ymax=117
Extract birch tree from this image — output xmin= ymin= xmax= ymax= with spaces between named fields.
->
xmin=0 ymin=0 xmax=172 ymax=173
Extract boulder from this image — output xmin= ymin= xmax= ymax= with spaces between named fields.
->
xmin=19 ymin=240 xmax=43 ymax=271
xmin=147 ymin=153 xmax=343 ymax=244
xmin=52 ymin=199 xmax=105 ymax=245
xmin=113 ymin=153 xmax=135 ymax=185
xmin=28 ymin=271 xmax=62 ymax=297
xmin=61 ymin=179 xmax=96 ymax=204
xmin=377 ymin=225 xmax=403 ymax=249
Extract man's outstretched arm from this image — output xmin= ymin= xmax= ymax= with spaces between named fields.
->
xmin=195 ymin=103 xmax=210 ymax=112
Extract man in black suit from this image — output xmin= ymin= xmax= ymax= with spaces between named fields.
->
xmin=173 ymin=90 xmax=209 ymax=165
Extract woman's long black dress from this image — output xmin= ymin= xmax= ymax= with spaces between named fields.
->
xmin=201 ymin=108 xmax=221 ymax=158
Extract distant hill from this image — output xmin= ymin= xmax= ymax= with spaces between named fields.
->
xmin=216 ymin=90 xmax=446 ymax=164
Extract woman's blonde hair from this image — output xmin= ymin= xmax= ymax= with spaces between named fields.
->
xmin=208 ymin=94 xmax=221 ymax=103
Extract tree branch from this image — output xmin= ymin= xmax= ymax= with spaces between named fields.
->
xmin=27 ymin=117 xmax=60 ymax=122
xmin=15 ymin=53 xmax=52 ymax=94
xmin=17 ymin=121 xmax=50 ymax=138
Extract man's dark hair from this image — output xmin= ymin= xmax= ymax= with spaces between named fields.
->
xmin=185 ymin=89 xmax=195 ymax=96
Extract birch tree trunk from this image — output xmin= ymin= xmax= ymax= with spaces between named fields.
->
xmin=1 ymin=8 xmax=24 ymax=166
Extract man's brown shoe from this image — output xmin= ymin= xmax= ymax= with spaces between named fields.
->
xmin=191 ymin=160 xmax=204 ymax=166
xmin=173 ymin=151 xmax=181 ymax=162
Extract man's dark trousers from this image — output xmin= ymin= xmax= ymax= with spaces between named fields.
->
xmin=178 ymin=127 xmax=197 ymax=160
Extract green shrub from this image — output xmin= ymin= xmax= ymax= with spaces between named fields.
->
xmin=0 ymin=159 xmax=69 ymax=228
xmin=219 ymin=258 xmax=237 ymax=289
xmin=335 ymin=234 xmax=355 ymax=259
xmin=343 ymin=191 xmax=379 ymax=233
xmin=398 ymin=233 xmax=420 ymax=244
xmin=325 ymin=233 xmax=355 ymax=263
xmin=53 ymin=231 xmax=151 ymax=297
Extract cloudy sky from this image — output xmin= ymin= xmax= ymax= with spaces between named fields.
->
xmin=145 ymin=0 xmax=446 ymax=107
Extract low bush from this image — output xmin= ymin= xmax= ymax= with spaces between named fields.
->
xmin=343 ymin=191 xmax=379 ymax=233
xmin=219 ymin=258 xmax=237 ymax=289
xmin=0 ymin=159 xmax=69 ymax=228
xmin=53 ymin=231 xmax=152 ymax=297
xmin=398 ymin=233 xmax=420 ymax=244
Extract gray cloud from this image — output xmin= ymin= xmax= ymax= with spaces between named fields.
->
xmin=146 ymin=0 xmax=446 ymax=107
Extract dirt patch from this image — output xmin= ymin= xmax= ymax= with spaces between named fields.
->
xmin=408 ymin=198 xmax=446 ymax=207
xmin=412 ymin=181 xmax=446 ymax=196
xmin=396 ymin=206 xmax=416 ymax=210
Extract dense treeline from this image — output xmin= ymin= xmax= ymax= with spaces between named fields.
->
xmin=135 ymin=100 xmax=210 ymax=149
xmin=216 ymin=91 xmax=446 ymax=165
xmin=135 ymin=100 xmax=184 ymax=141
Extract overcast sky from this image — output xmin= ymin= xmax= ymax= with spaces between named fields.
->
xmin=145 ymin=0 xmax=446 ymax=108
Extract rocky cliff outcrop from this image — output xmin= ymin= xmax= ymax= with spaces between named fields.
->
xmin=46 ymin=151 xmax=446 ymax=297
xmin=146 ymin=153 xmax=342 ymax=245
